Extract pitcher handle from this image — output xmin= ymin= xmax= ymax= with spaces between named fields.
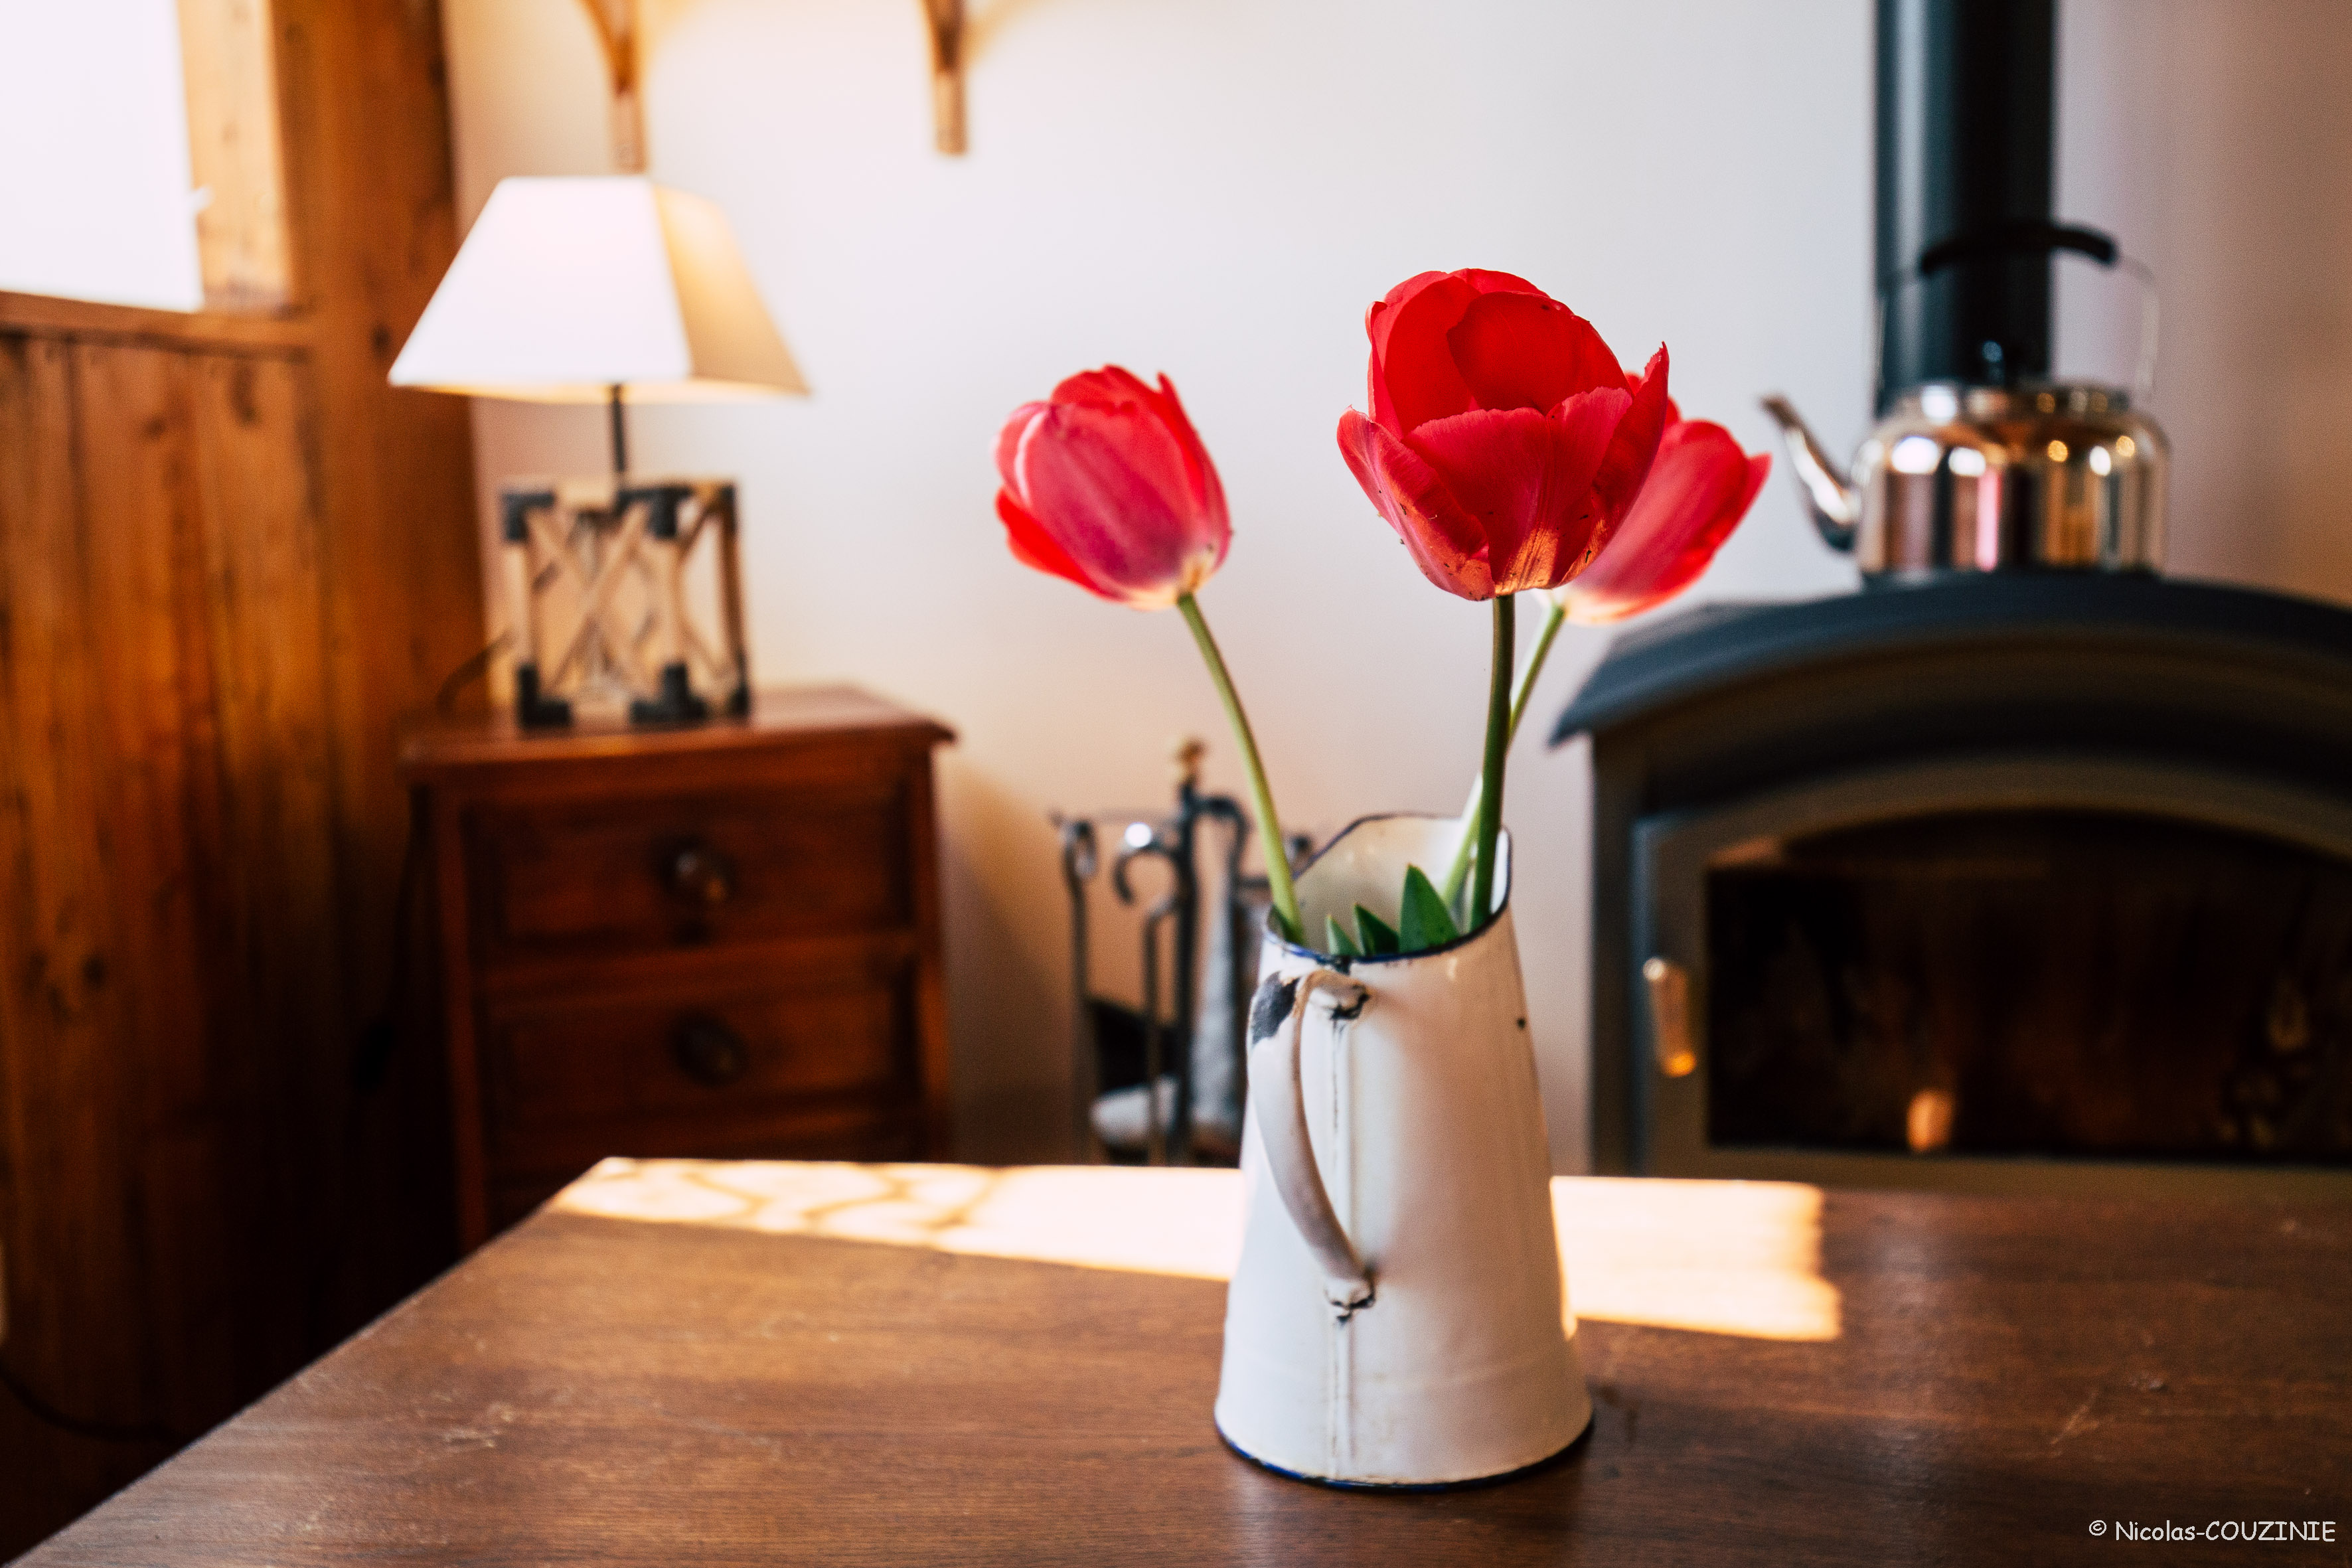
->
xmin=1251 ymin=968 xmax=1373 ymax=1311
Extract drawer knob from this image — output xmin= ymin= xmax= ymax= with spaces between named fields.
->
xmin=673 ymin=1016 xmax=750 ymax=1089
xmin=666 ymin=841 xmax=736 ymax=905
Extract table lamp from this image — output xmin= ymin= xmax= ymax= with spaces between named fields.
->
xmin=390 ymin=175 xmax=806 ymax=726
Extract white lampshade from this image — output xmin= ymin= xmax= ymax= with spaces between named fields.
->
xmin=390 ymin=175 xmax=807 ymax=404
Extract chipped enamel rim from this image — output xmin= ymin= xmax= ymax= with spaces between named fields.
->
xmin=1264 ymin=811 xmax=1512 ymax=967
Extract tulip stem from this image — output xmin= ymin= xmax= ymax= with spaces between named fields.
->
xmin=1465 ymin=593 xmax=1516 ymax=929
xmin=1444 ymin=596 xmax=1567 ymax=914
xmin=1178 ymin=591 xmax=1303 ymax=943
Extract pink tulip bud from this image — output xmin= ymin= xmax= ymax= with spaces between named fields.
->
xmin=995 ymin=367 xmax=1231 ymax=611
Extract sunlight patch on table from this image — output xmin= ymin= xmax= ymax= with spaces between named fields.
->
xmin=554 ymin=1160 xmax=1840 ymax=1340
xmin=555 ymin=1159 xmax=1246 ymax=1279
xmin=1555 ymin=1176 xmax=1841 ymax=1342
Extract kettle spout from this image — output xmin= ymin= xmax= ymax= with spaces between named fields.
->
xmin=1760 ymin=395 xmax=1859 ymax=553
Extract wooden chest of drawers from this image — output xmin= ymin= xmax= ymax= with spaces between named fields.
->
xmin=400 ymin=688 xmax=954 ymax=1248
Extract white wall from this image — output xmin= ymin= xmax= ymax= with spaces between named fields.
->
xmin=0 ymin=0 xmax=202 ymax=311
xmin=2057 ymin=0 xmax=2352 ymax=595
xmin=437 ymin=0 xmax=2352 ymax=1166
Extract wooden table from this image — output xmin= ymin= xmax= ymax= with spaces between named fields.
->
xmin=19 ymin=1162 xmax=2349 ymax=1566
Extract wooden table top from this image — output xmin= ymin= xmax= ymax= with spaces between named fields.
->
xmin=20 ymin=1162 xmax=2349 ymax=1566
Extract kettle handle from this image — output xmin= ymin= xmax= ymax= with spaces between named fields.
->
xmin=1250 ymin=968 xmax=1373 ymax=1312
xmin=1911 ymin=219 xmax=2118 ymax=279
xmin=1881 ymin=221 xmax=2161 ymax=402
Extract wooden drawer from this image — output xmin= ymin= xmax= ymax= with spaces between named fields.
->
xmin=481 ymin=965 xmax=920 ymax=1176
xmin=405 ymin=688 xmax=955 ymax=1250
xmin=468 ymin=783 xmax=911 ymax=962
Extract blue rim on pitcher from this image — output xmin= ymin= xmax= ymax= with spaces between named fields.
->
xmin=1215 ymin=1417 xmax=1593 ymax=1493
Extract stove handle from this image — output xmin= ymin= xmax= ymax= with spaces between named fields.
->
xmin=1642 ymin=957 xmax=1698 ymax=1079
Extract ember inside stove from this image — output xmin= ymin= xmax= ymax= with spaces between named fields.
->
xmin=1557 ymin=0 xmax=2352 ymax=1200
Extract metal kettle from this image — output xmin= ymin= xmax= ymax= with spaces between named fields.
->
xmin=1763 ymin=379 xmax=2169 ymax=578
xmin=1764 ymin=208 xmax=2171 ymax=580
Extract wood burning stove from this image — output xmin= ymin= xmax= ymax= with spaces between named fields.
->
xmin=1560 ymin=577 xmax=2352 ymax=1197
xmin=1559 ymin=1 xmax=2352 ymax=1198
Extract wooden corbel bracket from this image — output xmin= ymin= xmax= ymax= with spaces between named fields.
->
xmin=923 ymin=0 xmax=966 ymax=155
xmin=576 ymin=0 xmax=647 ymax=171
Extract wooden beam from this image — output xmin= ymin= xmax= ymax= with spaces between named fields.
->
xmin=0 ymin=291 xmax=307 ymax=356
xmin=270 ymin=0 xmax=487 ymax=1273
xmin=177 ymin=0 xmax=293 ymax=309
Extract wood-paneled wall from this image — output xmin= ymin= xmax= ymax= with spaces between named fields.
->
xmin=0 ymin=0 xmax=483 ymax=1550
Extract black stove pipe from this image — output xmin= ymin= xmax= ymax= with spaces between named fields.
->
xmin=1875 ymin=0 xmax=2057 ymax=410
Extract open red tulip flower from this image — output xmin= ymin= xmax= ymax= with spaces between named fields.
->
xmin=1557 ymin=418 xmax=1771 ymax=625
xmin=995 ymin=366 xmax=1229 ymax=611
xmin=1336 ymin=269 xmax=1672 ymax=602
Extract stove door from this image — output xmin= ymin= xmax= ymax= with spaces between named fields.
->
xmin=1630 ymin=754 xmax=2352 ymax=1199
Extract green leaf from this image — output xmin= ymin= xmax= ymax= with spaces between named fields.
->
xmin=1324 ymin=915 xmax=1360 ymax=958
xmin=1354 ymin=903 xmax=1400 ymax=956
xmin=1397 ymin=864 xmax=1460 ymax=952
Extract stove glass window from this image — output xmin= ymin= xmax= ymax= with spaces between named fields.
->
xmin=1706 ymin=809 xmax=2352 ymax=1164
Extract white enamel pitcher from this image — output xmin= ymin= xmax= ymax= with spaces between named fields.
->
xmin=1215 ymin=814 xmax=1591 ymax=1487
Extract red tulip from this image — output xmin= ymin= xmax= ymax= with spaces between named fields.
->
xmin=1336 ymin=269 xmax=1672 ymax=601
xmin=995 ymin=367 xmax=1230 ymax=611
xmin=1557 ymin=419 xmax=1770 ymax=624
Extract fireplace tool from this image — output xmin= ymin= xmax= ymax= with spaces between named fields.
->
xmin=1054 ymin=740 xmax=1302 ymax=1165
